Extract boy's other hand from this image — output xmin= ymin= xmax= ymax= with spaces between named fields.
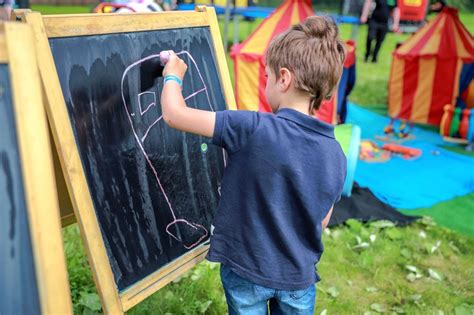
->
xmin=392 ymin=24 xmax=401 ymax=34
xmin=163 ymin=51 xmax=188 ymax=80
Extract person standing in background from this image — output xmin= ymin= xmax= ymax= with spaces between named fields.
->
xmin=360 ymin=0 xmax=400 ymax=63
xmin=429 ymin=0 xmax=446 ymax=13
xmin=0 ymin=0 xmax=13 ymax=20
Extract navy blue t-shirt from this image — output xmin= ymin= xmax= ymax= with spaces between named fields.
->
xmin=207 ymin=108 xmax=346 ymax=290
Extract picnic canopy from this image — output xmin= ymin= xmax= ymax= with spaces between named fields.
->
xmin=388 ymin=7 xmax=474 ymax=125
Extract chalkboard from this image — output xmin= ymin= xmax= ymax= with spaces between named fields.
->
xmin=22 ymin=9 xmax=235 ymax=311
xmin=0 ymin=64 xmax=41 ymax=315
xmin=49 ymin=26 xmax=226 ymax=291
xmin=0 ymin=22 xmax=72 ymax=314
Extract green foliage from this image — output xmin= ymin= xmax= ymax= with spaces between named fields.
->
xmin=400 ymin=193 xmax=474 ymax=238
xmin=317 ymin=219 xmax=474 ymax=314
xmin=30 ymin=4 xmax=93 ymax=14
xmin=127 ymin=261 xmax=227 ymax=314
xmin=445 ymin=0 xmax=474 ymax=11
xmin=64 ymin=220 xmax=474 ymax=314
xmin=63 ymin=225 xmax=99 ymax=314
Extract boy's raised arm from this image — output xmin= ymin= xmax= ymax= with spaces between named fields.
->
xmin=160 ymin=51 xmax=216 ymax=138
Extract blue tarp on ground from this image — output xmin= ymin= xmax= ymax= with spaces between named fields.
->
xmin=346 ymin=103 xmax=474 ymax=209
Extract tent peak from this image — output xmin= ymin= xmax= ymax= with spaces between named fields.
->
xmin=282 ymin=0 xmax=312 ymax=5
xmin=441 ymin=6 xmax=459 ymax=16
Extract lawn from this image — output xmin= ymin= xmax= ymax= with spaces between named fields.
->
xmin=65 ymin=218 xmax=474 ymax=314
xmin=28 ymin=4 xmax=474 ymax=314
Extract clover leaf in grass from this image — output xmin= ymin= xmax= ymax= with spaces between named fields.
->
xmin=406 ymin=270 xmax=423 ymax=282
xmin=448 ymin=241 xmax=461 ymax=254
xmin=172 ymin=275 xmax=183 ymax=283
xmin=420 ymin=216 xmax=436 ymax=227
xmin=400 ymin=248 xmax=412 ymax=259
xmin=418 ymin=230 xmax=427 ymax=239
xmin=331 ymin=229 xmax=343 ymax=239
xmin=197 ymin=300 xmax=213 ymax=313
xmin=386 ymin=228 xmax=402 ymax=240
xmin=410 ymin=294 xmax=422 ymax=301
xmin=405 ymin=265 xmax=419 ymax=273
xmin=352 ymin=242 xmax=370 ymax=251
xmin=430 ymin=240 xmax=442 ymax=254
xmin=370 ymin=220 xmax=395 ymax=229
xmin=346 ymin=219 xmax=363 ymax=233
xmin=370 ymin=303 xmax=386 ymax=313
xmin=327 ymin=286 xmax=340 ymax=298
xmin=78 ymin=292 xmax=101 ymax=312
xmin=191 ymin=274 xmax=201 ymax=281
xmin=406 ymin=273 xmax=417 ymax=282
xmin=324 ymin=228 xmax=331 ymax=236
xmin=454 ymin=303 xmax=474 ymax=315
xmin=428 ymin=268 xmax=443 ymax=281
xmin=391 ymin=305 xmax=406 ymax=313
xmin=208 ymin=262 xmax=218 ymax=269
xmin=316 ymin=286 xmax=327 ymax=295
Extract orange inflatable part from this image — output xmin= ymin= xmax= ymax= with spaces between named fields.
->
xmin=382 ymin=143 xmax=422 ymax=159
xmin=440 ymin=104 xmax=454 ymax=136
xmin=459 ymin=109 xmax=470 ymax=139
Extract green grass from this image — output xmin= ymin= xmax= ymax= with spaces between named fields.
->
xmin=30 ymin=4 xmax=93 ymax=14
xmin=400 ymin=193 xmax=474 ymax=239
xmin=316 ymin=218 xmax=474 ymax=314
xmin=64 ymin=218 xmax=474 ymax=314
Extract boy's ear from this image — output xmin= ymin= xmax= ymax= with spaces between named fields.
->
xmin=278 ymin=68 xmax=292 ymax=92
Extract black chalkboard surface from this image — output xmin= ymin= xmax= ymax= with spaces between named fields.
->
xmin=49 ymin=27 xmax=226 ymax=291
xmin=0 ymin=65 xmax=41 ymax=315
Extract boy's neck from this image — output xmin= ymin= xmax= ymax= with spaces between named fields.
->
xmin=278 ymin=92 xmax=311 ymax=115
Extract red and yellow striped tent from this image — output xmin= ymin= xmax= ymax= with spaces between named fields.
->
xmin=388 ymin=7 xmax=474 ymax=125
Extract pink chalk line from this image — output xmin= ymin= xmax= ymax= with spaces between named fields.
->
xmin=121 ymin=50 xmax=226 ymax=249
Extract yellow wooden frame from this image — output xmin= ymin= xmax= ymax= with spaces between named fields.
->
xmin=1 ymin=22 xmax=72 ymax=315
xmin=17 ymin=7 xmax=235 ymax=313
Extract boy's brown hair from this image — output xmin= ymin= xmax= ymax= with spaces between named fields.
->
xmin=266 ymin=16 xmax=346 ymax=113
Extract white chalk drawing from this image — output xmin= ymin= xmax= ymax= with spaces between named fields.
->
xmin=121 ymin=51 xmax=226 ymax=249
xmin=138 ymin=91 xmax=157 ymax=116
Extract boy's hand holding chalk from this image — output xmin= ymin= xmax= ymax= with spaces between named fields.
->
xmin=161 ymin=50 xmax=187 ymax=87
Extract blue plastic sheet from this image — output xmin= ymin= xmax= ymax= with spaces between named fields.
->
xmin=346 ymin=104 xmax=474 ymax=209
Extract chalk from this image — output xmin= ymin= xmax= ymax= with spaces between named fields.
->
xmin=159 ymin=50 xmax=172 ymax=65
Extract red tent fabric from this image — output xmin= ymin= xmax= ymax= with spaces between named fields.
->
xmin=388 ymin=7 xmax=474 ymax=125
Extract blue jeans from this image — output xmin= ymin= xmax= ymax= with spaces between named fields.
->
xmin=220 ymin=264 xmax=316 ymax=315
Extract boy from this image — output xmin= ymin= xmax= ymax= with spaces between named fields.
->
xmin=161 ymin=16 xmax=346 ymax=314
